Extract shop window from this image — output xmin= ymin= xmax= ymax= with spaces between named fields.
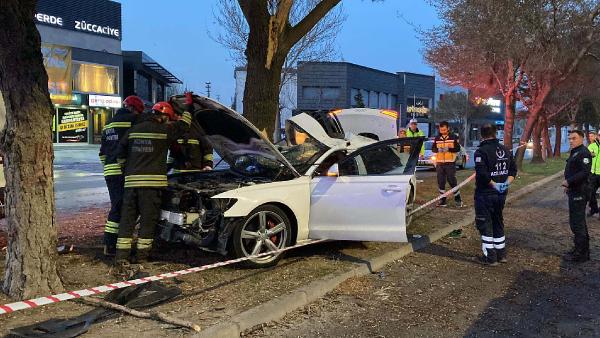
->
xmin=72 ymin=62 xmax=118 ymax=95
xmin=136 ymin=73 xmax=151 ymax=102
xmin=321 ymin=87 xmax=340 ymax=100
xmin=302 ymin=86 xmax=320 ymax=100
xmin=91 ymin=107 xmax=112 ymax=144
xmin=369 ymin=91 xmax=379 ymax=108
xmin=156 ymin=82 xmax=165 ymax=102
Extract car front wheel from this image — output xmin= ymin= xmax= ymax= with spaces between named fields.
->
xmin=231 ymin=205 xmax=292 ymax=268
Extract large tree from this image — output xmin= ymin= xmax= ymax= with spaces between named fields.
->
xmin=220 ymin=0 xmax=343 ymax=139
xmin=0 ymin=0 xmax=62 ymax=298
xmin=423 ymin=0 xmax=529 ymax=150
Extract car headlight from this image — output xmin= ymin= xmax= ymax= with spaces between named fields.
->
xmin=169 ymin=212 xmax=186 ymax=226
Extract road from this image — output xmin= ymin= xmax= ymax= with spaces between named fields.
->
xmin=54 ymin=145 xmax=108 ymax=212
xmin=244 ymin=178 xmax=600 ymax=338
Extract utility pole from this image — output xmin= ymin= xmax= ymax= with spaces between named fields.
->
xmin=205 ymin=81 xmax=211 ymax=98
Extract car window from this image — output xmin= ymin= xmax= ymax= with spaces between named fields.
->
xmin=279 ymin=121 xmax=329 ymax=174
xmin=425 ymin=141 xmax=433 ymax=150
xmin=339 ymin=138 xmax=422 ymax=176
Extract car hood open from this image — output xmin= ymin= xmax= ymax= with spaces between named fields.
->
xmin=169 ymin=95 xmax=300 ymax=178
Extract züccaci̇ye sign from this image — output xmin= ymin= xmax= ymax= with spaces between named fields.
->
xmin=35 ymin=0 xmax=122 ymax=40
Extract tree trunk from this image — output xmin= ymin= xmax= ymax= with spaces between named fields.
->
xmin=515 ymin=110 xmax=540 ymax=169
xmin=0 ymin=1 xmax=63 ymax=298
xmin=531 ymin=117 xmax=544 ymax=164
xmin=554 ymin=124 xmax=562 ymax=158
xmin=503 ymin=94 xmax=516 ymax=149
xmin=542 ymin=117 xmax=552 ymax=160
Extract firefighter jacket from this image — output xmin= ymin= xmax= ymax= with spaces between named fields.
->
xmin=406 ymin=128 xmax=425 ymax=155
xmin=168 ymin=120 xmax=214 ymax=173
xmin=474 ymin=139 xmax=517 ymax=195
xmin=99 ymin=108 xmax=138 ymax=177
xmin=587 ymin=140 xmax=600 ymax=175
xmin=565 ymin=144 xmax=592 ymax=194
xmin=117 ymin=111 xmax=192 ymax=188
xmin=432 ymin=133 xmax=461 ymax=163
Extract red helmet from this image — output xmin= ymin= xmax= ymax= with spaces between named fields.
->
xmin=152 ymin=102 xmax=176 ymax=121
xmin=123 ymin=95 xmax=144 ymax=113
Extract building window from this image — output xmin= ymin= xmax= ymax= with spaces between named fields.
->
xmin=350 ymin=88 xmax=359 ymax=107
xmin=156 ymin=82 xmax=165 ymax=102
xmin=391 ymin=95 xmax=398 ymax=110
xmin=302 ymin=86 xmax=320 ymax=100
xmin=136 ymin=73 xmax=151 ymax=102
xmin=72 ymin=62 xmax=118 ymax=95
xmin=361 ymin=89 xmax=369 ymax=107
xmin=379 ymin=92 xmax=388 ymax=109
xmin=302 ymin=86 xmax=341 ymax=101
xmin=369 ymin=91 xmax=379 ymax=108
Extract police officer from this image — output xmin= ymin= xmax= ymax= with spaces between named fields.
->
xmin=432 ymin=121 xmax=463 ymax=207
xmin=98 ymin=95 xmax=144 ymax=257
xmin=115 ymin=93 xmax=194 ymax=264
xmin=563 ymin=130 xmax=592 ymax=263
xmin=587 ymin=131 xmax=600 ymax=217
xmin=406 ymin=118 xmax=425 ymax=157
xmin=474 ymin=124 xmax=517 ymax=266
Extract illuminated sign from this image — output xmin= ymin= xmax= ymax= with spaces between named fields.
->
xmin=89 ymin=95 xmax=121 ymax=108
xmin=406 ymin=97 xmax=430 ymax=118
xmin=57 ymin=108 xmax=88 ymax=143
xmin=34 ymin=13 xmax=63 ymax=26
xmin=486 ymin=98 xmax=501 ymax=113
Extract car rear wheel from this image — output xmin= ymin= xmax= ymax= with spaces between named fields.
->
xmin=231 ymin=205 xmax=292 ymax=268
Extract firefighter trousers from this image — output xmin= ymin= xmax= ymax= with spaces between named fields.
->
xmin=474 ymin=192 xmax=507 ymax=263
xmin=568 ymin=191 xmax=589 ymax=256
xmin=436 ymin=163 xmax=461 ymax=204
xmin=116 ymin=188 xmax=162 ymax=261
xmin=104 ymin=175 xmax=125 ymax=248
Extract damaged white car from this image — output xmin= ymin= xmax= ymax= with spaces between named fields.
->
xmin=158 ymin=95 xmax=424 ymax=268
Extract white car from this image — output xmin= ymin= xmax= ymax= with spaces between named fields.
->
xmin=159 ymin=95 xmax=424 ymax=268
xmin=329 ymin=108 xmax=399 ymax=141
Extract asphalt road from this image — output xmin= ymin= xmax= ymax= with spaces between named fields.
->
xmin=245 ymin=177 xmax=600 ymax=338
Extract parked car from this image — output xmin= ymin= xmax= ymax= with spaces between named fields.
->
xmin=418 ymin=140 xmax=468 ymax=169
xmin=158 ymin=95 xmax=424 ymax=268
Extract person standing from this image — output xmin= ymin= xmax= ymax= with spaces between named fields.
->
xmin=587 ymin=131 xmax=600 ymax=217
xmin=169 ymin=120 xmax=214 ymax=174
xmin=406 ymin=118 xmax=425 ymax=157
xmin=98 ymin=95 xmax=144 ymax=257
xmin=474 ymin=124 xmax=517 ymax=266
xmin=432 ymin=121 xmax=463 ymax=207
xmin=115 ymin=93 xmax=194 ymax=264
xmin=563 ymin=130 xmax=592 ymax=263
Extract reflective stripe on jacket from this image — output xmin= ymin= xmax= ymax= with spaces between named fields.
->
xmin=432 ymin=134 xmax=461 ymax=163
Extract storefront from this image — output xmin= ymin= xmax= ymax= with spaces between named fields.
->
xmin=35 ymin=0 xmax=123 ymax=144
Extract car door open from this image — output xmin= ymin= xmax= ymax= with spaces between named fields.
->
xmin=308 ymin=137 xmax=424 ymax=242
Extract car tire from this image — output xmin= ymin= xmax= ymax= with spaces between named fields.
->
xmin=231 ymin=205 xmax=292 ymax=268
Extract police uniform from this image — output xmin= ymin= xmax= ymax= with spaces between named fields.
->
xmin=564 ymin=144 xmax=592 ymax=262
xmin=474 ymin=138 xmax=517 ymax=264
xmin=432 ymin=133 xmax=462 ymax=206
xmin=115 ymin=110 xmax=192 ymax=263
xmin=98 ymin=108 xmax=138 ymax=254
xmin=587 ymin=139 xmax=600 ymax=215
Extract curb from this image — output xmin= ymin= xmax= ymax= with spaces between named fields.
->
xmin=193 ymin=171 xmax=564 ymax=338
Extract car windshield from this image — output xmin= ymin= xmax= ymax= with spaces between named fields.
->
xmin=279 ymin=121 xmax=329 ymax=174
xmin=425 ymin=141 xmax=433 ymax=150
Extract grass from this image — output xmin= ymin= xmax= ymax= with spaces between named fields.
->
xmin=409 ymin=155 xmax=567 ymax=236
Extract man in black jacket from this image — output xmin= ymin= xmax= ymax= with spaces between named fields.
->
xmin=115 ymin=93 xmax=193 ymax=264
xmin=99 ymin=95 xmax=144 ymax=257
xmin=563 ymin=130 xmax=592 ymax=263
xmin=168 ymin=120 xmax=214 ymax=174
xmin=473 ymin=124 xmax=517 ymax=266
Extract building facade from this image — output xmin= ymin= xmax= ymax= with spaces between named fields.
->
xmin=36 ymin=0 xmax=123 ymax=144
xmin=296 ymin=62 xmax=436 ymax=136
xmin=123 ymin=51 xmax=182 ymax=107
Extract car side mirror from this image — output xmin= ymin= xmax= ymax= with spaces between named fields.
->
xmin=326 ymin=163 xmax=339 ymax=177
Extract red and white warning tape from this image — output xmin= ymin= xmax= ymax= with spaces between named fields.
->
xmin=0 ymin=239 xmax=328 ymax=315
xmin=0 ymin=142 xmax=529 ymax=316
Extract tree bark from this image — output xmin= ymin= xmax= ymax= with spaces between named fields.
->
xmin=515 ymin=109 xmax=540 ymax=170
xmin=503 ymin=94 xmax=516 ymax=149
xmin=542 ymin=117 xmax=552 ymax=160
xmin=0 ymin=0 xmax=63 ymax=298
xmin=531 ymin=117 xmax=544 ymax=164
xmin=554 ymin=124 xmax=562 ymax=158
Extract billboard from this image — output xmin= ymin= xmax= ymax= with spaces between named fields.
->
xmin=57 ymin=107 xmax=88 ymax=143
xmin=42 ymin=43 xmax=72 ymax=105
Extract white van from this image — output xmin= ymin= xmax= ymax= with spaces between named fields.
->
xmin=329 ymin=108 xmax=399 ymax=141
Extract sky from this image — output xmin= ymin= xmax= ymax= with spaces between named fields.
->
xmin=118 ymin=0 xmax=440 ymax=105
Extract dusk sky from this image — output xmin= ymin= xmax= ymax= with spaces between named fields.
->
xmin=118 ymin=0 xmax=440 ymax=105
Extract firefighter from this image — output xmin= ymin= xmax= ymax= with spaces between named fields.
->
xmin=99 ymin=95 xmax=144 ymax=257
xmin=587 ymin=131 xmax=600 ymax=217
xmin=432 ymin=121 xmax=463 ymax=207
xmin=115 ymin=93 xmax=194 ymax=264
xmin=406 ymin=118 xmax=425 ymax=157
xmin=168 ymin=120 xmax=213 ymax=174
xmin=563 ymin=130 xmax=592 ymax=263
xmin=474 ymin=124 xmax=517 ymax=266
